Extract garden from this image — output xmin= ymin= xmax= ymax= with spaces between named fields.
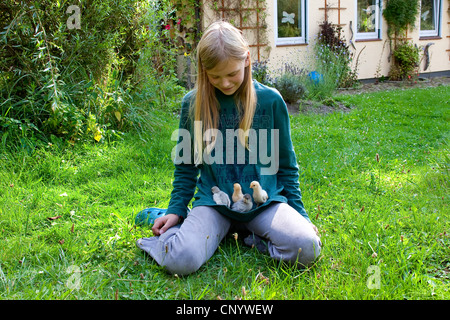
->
xmin=0 ymin=0 xmax=449 ymax=300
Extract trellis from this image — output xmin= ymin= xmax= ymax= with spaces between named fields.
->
xmin=212 ymin=0 xmax=268 ymax=61
xmin=320 ymin=0 xmax=347 ymax=27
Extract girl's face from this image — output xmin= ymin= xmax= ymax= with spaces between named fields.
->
xmin=205 ymin=53 xmax=250 ymax=96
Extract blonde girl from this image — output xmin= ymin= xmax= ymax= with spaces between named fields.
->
xmin=137 ymin=21 xmax=321 ymax=275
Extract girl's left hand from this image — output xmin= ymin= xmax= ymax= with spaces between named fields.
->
xmin=152 ymin=214 xmax=180 ymax=236
xmin=311 ymin=224 xmax=320 ymax=237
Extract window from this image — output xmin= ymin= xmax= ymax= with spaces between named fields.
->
xmin=274 ymin=0 xmax=306 ymax=45
xmin=355 ymin=0 xmax=380 ymax=40
xmin=420 ymin=0 xmax=441 ymax=37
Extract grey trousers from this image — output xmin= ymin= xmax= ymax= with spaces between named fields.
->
xmin=136 ymin=203 xmax=321 ymax=275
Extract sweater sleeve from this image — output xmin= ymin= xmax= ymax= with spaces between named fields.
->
xmin=166 ymin=93 xmax=199 ymax=219
xmin=272 ymin=94 xmax=311 ymax=223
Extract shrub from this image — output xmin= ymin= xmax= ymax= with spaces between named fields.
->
xmin=273 ymin=72 xmax=306 ymax=104
xmin=383 ymin=0 xmax=420 ymax=80
xmin=316 ymin=21 xmax=357 ymax=89
xmin=134 ymin=0 xmax=187 ymax=112
xmin=390 ymin=41 xmax=420 ymax=80
xmin=252 ymin=60 xmax=272 ymax=86
xmin=383 ymin=0 xmax=420 ymax=39
xmin=296 ymin=20 xmax=358 ymax=102
xmin=0 ymin=0 xmax=181 ymax=147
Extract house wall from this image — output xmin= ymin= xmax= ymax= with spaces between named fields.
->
xmin=202 ymin=0 xmax=450 ymax=81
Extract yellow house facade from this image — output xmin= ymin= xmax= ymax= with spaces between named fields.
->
xmin=200 ymin=0 xmax=449 ymax=81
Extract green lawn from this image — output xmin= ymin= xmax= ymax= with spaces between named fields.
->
xmin=0 ymin=86 xmax=449 ymax=300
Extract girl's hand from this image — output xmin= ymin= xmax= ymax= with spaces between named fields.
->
xmin=311 ymin=224 xmax=320 ymax=237
xmin=152 ymin=214 xmax=180 ymax=236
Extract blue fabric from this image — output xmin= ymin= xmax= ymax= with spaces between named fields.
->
xmin=135 ymin=208 xmax=167 ymax=226
xmin=308 ymin=71 xmax=323 ymax=84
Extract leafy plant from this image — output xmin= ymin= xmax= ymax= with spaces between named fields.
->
xmin=383 ymin=0 xmax=420 ymax=39
xmin=252 ymin=60 xmax=272 ymax=86
xmin=0 ymin=0 xmax=179 ymax=147
xmin=1 ymin=86 xmax=449 ymax=299
xmin=382 ymin=0 xmax=420 ymax=81
xmin=390 ymin=41 xmax=420 ymax=80
xmin=315 ymin=21 xmax=358 ymax=90
xmin=273 ymin=72 xmax=306 ymax=104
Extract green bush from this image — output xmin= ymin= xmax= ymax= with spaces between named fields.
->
xmin=134 ymin=0 xmax=187 ymax=112
xmin=383 ymin=0 xmax=419 ymax=38
xmin=252 ymin=60 xmax=272 ymax=86
xmin=273 ymin=72 xmax=306 ymax=104
xmin=316 ymin=21 xmax=357 ymax=89
xmin=390 ymin=41 xmax=420 ymax=80
xmin=0 ymin=0 xmax=181 ymax=148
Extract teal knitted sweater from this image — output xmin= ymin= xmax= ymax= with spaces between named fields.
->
xmin=167 ymin=80 xmax=310 ymax=223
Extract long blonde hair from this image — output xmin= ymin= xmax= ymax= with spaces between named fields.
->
xmin=191 ymin=21 xmax=257 ymax=165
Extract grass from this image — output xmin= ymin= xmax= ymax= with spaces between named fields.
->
xmin=0 ymin=85 xmax=449 ymax=300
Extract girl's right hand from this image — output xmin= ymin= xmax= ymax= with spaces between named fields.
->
xmin=152 ymin=214 xmax=180 ymax=236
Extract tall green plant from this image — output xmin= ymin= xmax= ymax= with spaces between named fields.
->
xmin=303 ymin=21 xmax=357 ymax=101
xmin=390 ymin=42 xmax=420 ymax=80
xmin=382 ymin=0 xmax=420 ymax=81
xmin=383 ymin=0 xmax=420 ymax=40
xmin=0 ymin=0 xmax=150 ymax=146
xmin=134 ymin=0 xmax=187 ymax=111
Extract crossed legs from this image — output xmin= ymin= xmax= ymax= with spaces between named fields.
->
xmin=136 ymin=203 xmax=321 ymax=275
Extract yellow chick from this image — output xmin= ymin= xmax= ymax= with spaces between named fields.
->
xmin=249 ymin=181 xmax=268 ymax=205
xmin=232 ymin=183 xmax=244 ymax=203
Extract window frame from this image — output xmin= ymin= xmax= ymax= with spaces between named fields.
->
xmin=274 ymin=0 xmax=307 ymax=46
xmin=354 ymin=0 xmax=381 ymax=41
xmin=419 ymin=0 xmax=442 ymax=38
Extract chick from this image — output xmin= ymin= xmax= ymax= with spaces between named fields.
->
xmin=249 ymin=181 xmax=268 ymax=206
xmin=231 ymin=193 xmax=253 ymax=212
xmin=211 ymin=186 xmax=231 ymax=208
xmin=232 ymin=183 xmax=244 ymax=203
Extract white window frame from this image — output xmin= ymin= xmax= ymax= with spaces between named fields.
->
xmin=355 ymin=0 xmax=381 ymax=41
xmin=419 ymin=0 xmax=442 ymax=37
xmin=274 ymin=0 xmax=307 ymax=46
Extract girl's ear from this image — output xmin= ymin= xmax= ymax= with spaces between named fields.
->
xmin=244 ymin=51 xmax=250 ymax=67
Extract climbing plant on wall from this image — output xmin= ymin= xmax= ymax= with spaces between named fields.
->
xmin=164 ymin=0 xmax=202 ymax=53
xmin=382 ymin=0 xmax=421 ymax=80
xmin=383 ymin=0 xmax=420 ymax=41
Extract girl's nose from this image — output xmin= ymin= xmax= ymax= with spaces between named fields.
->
xmin=221 ymin=78 xmax=230 ymax=88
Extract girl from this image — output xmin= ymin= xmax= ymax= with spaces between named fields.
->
xmin=137 ymin=21 xmax=321 ymax=275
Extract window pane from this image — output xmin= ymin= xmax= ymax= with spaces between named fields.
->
xmin=277 ymin=0 xmax=301 ymax=38
xmin=357 ymin=0 xmax=377 ymax=33
xmin=420 ymin=0 xmax=435 ymax=31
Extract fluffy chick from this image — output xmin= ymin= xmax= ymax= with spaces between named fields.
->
xmin=249 ymin=181 xmax=268 ymax=205
xmin=231 ymin=193 xmax=253 ymax=212
xmin=232 ymin=183 xmax=244 ymax=203
xmin=211 ymin=186 xmax=231 ymax=208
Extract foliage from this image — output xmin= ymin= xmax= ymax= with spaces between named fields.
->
xmin=270 ymin=21 xmax=358 ymax=104
xmin=278 ymin=24 xmax=301 ymax=38
xmin=318 ymin=21 xmax=348 ymax=55
xmin=316 ymin=21 xmax=358 ymax=89
xmin=0 ymin=0 xmax=187 ymax=147
xmin=383 ymin=0 xmax=420 ymax=38
xmin=296 ymin=20 xmax=358 ymax=102
xmin=273 ymin=72 xmax=306 ymax=104
xmin=252 ymin=60 xmax=272 ymax=86
xmin=134 ymin=0 xmax=188 ymax=110
xmin=389 ymin=41 xmax=420 ymax=80
xmin=0 ymin=0 xmax=147 ymax=145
